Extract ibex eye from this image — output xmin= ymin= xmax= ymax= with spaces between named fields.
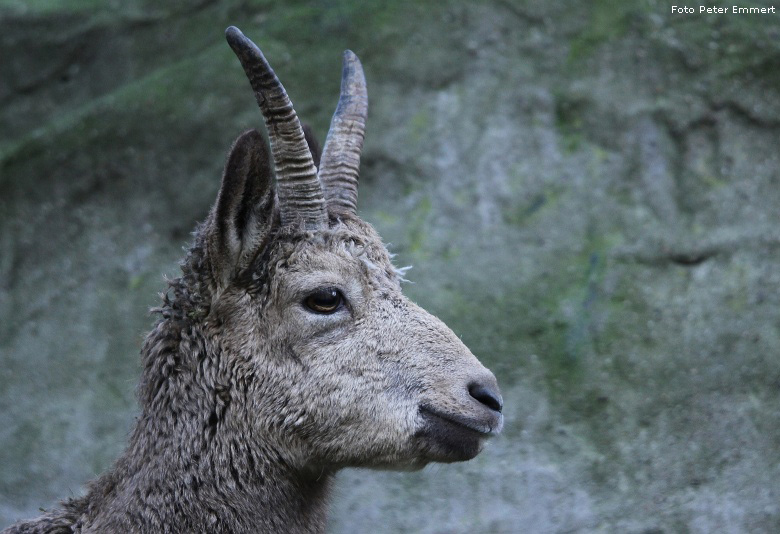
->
xmin=304 ymin=288 xmax=343 ymax=314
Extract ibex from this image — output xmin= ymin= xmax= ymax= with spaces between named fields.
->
xmin=4 ymin=27 xmax=503 ymax=533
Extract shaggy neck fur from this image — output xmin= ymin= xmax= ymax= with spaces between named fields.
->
xmin=7 ymin=241 xmax=332 ymax=534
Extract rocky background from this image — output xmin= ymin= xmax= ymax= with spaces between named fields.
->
xmin=2 ymin=1 xmax=779 ymax=532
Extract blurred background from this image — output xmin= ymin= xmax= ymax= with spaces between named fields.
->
xmin=1 ymin=0 xmax=779 ymax=532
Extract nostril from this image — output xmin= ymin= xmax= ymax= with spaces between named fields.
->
xmin=468 ymin=382 xmax=503 ymax=413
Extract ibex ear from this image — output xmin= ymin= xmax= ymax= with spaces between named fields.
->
xmin=302 ymin=123 xmax=321 ymax=169
xmin=206 ymin=129 xmax=277 ymax=287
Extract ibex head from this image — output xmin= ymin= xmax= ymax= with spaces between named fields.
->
xmin=154 ymin=26 xmax=503 ymax=475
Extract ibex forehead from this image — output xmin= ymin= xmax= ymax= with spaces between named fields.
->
xmin=276 ymin=218 xmax=401 ymax=286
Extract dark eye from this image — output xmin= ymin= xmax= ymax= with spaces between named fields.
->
xmin=303 ymin=288 xmax=344 ymax=314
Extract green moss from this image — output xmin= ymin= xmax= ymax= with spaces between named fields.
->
xmin=405 ymin=196 xmax=432 ymax=255
xmin=539 ymin=233 xmax=623 ymax=396
xmin=408 ymin=109 xmax=431 ymax=143
xmin=568 ymin=0 xmax=643 ymax=61
xmin=0 ymin=0 xmax=111 ymax=15
xmin=554 ymin=93 xmax=587 ymax=153
xmin=502 ymin=184 xmax=567 ymax=227
xmin=1 ymin=45 xmax=219 ymax=171
xmin=128 ymin=274 xmax=144 ymax=291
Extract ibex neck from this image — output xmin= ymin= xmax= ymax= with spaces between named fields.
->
xmin=67 ymin=305 xmax=331 ymax=531
xmin=77 ymin=416 xmax=333 ymax=533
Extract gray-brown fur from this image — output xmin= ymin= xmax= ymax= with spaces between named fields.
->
xmin=4 ymin=27 xmax=502 ymax=534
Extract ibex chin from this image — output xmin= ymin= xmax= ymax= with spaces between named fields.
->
xmin=4 ymin=27 xmax=503 ymax=534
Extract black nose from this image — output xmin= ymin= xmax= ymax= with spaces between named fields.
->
xmin=468 ymin=382 xmax=503 ymax=413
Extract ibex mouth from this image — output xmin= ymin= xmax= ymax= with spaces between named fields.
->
xmin=415 ymin=405 xmax=502 ymax=463
xmin=419 ymin=405 xmax=502 ymax=436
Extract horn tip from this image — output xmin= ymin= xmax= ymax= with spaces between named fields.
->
xmin=225 ymin=26 xmax=243 ymax=41
xmin=343 ymin=49 xmax=360 ymax=63
xmin=225 ymin=26 xmax=253 ymax=55
xmin=225 ymin=26 xmax=264 ymax=66
xmin=339 ymin=50 xmax=366 ymax=94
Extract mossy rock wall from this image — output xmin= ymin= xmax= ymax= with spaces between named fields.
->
xmin=2 ymin=1 xmax=779 ymax=532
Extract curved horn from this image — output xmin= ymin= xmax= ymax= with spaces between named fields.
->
xmin=225 ymin=26 xmax=326 ymax=229
xmin=318 ymin=50 xmax=368 ymax=215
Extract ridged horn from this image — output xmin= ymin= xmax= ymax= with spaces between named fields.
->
xmin=318 ymin=50 xmax=368 ymax=215
xmin=225 ymin=26 xmax=326 ymax=229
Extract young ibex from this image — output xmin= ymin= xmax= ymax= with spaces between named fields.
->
xmin=4 ymin=27 xmax=503 ymax=533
